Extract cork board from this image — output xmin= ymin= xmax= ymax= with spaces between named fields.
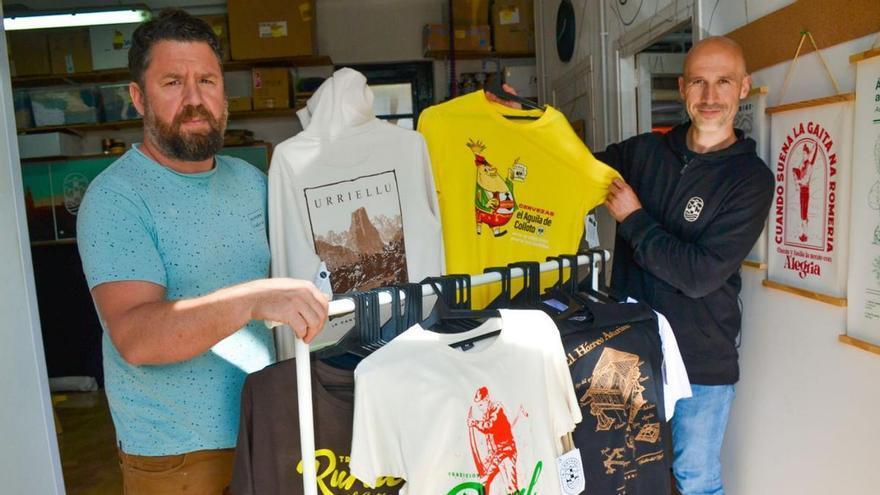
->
xmin=726 ymin=0 xmax=880 ymax=73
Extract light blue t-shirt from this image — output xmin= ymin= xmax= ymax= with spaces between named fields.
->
xmin=77 ymin=145 xmax=274 ymax=456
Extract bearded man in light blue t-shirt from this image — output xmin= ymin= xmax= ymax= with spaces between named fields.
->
xmin=76 ymin=9 xmax=328 ymax=493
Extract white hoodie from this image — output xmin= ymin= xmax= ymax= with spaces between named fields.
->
xmin=269 ymin=68 xmax=444 ymax=357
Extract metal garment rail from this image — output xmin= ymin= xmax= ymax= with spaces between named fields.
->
xmin=292 ymin=251 xmax=608 ymax=494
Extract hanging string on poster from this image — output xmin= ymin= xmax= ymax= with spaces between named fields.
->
xmin=735 ymin=86 xmax=771 ymax=269
xmin=764 ymin=31 xmax=852 ymax=306
xmin=842 ymin=46 xmax=880 ymax=352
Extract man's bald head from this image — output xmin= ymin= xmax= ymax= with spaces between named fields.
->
xmin=678 ymin=36 xmax=752 ymax=140
xmin=684 ymin=36 xmax=748 ymax=79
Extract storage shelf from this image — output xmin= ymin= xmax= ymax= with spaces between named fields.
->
xmin=20 ymin=141 xmax=270 ymax=164
xmin=12 ymin=69 xmax=131 ymax=88
xmin=223 ymin=55 xmax=332 ymax=71
xmin=17 ymin=107 xmax=301 ymax=135
xmin=425 ymin=50 xmax=535 ymax=60
xmin=31 ymin=239 xmax=77 ymax=247
xmin=11 ymin=56 xmax=333 ymax=88
xmin=20 ymin=151 xmax=124 ymax=164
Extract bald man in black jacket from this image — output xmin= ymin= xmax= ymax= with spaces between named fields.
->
xmin=598 ymin=36 xmax=773 ymax=495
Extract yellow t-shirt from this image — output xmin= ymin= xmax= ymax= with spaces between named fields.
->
xmin=417 ymin=91 xmax=621 ymax=305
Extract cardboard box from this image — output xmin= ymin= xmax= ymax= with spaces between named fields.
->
xmin=452 ymin=0 xmax=490 ymax=27
xmin=7 ymin=30 xmax=51 ymax=76
xmin=48 ymin=28 xmax=93 ymax=74
xmin=492 ymin=0 xmax=535 ymax=53
xmin=252 ymin=68 xmax=289 ymax=109
xmin=18 ymin=132 xmax=83 ymax=159
xmin=227 ymin=0 xmax=315 ymax=60
xmin=228 ymin=96 xmax=253 ymax=112
xmin=424 ymin=24 xmax=491 ymax=53
xmin=30 ymin=86 xmax=101 ymax=127
xmin=198 ymin=15 xmax=231 ymax=61
xmin=99 ymin=83 xmax=140 ymax=122
xmin=224 ymin=71 xmax=253 ymax=98
xmin=89 ymin=23 xmax=139 ymax=71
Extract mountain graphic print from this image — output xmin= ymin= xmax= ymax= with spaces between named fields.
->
xmin=304 ymin=171 xmax=408 ymax=293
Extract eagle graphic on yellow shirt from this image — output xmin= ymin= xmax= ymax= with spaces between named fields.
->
xmin=468 ymin=139 xmax=528 ymax=237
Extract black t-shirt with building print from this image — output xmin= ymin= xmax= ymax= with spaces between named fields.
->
xmin=556 ymin=300 xmax=671 ymax=495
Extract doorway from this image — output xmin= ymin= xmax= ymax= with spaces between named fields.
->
xmin=620 ymin=22 xmax=693 ymax=139
xmin=0 ymin=3 xmax=66 ymax=494
xmin=635 ymin=24 xmax=691 ymax=135
xmin=613 ymin=0 xmax=699 ymax=141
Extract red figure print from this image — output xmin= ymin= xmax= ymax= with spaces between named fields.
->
xmin=467 ymin=386 xmax=528 ymax=494
xmin=792 ymin=142 xmax=818 ymax=242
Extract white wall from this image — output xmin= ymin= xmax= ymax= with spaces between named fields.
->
xmin=697 ymin=0 xmax=795 ymax=38
xmin=726 ymin=268 xmax=880 ymax=494
xmin=0 ymin=4 xmax=65 ymax=493
xmin=719 ymin=32 xmax=880 ymax=495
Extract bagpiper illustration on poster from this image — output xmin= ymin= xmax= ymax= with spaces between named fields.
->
xmin=766 ymin=96 xmax=853 ymax=300
xmin=734 ymin=87 xmax=771 ymax=266
xmin=846 ymin=49 xmax=880 ymax=346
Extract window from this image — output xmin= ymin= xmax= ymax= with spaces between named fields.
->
xmin=338 ymin=62 xmax=434 ymax=129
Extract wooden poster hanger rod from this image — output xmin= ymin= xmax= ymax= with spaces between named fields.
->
xmin=778 ymin=30 xmax=842 ymax=106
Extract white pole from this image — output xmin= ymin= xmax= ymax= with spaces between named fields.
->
xmin=294 ymin=338 xmax=317 ymax=495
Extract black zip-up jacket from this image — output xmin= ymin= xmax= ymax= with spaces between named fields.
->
xmin=596 ymin=123 xmax=774 ymax=385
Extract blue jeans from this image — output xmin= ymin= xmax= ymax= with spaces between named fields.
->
xmin=671 ymin=384 xmax=735 ymax=495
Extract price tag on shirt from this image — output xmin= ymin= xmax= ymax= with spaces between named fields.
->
xmin=556 ymin=448 xmax=586 ymax=494
xmin=313 ymin=261 xmax=334 ymax=299
xmin=584 ymin=212 xmax=600 ymax=248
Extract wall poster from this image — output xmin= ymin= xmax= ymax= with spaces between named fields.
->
xmin=766 ymin=95 xmax=854 ymax=303
xmin=846 ymin=50 xmax=880 ymax=346
xmin=734 ymin=86 xmax=771 ymax=267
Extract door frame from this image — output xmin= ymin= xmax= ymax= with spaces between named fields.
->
xmin=614 ymin=2 xmax=700 ymax=140
xmin=0 ymin=4 xmax=66 ymax=493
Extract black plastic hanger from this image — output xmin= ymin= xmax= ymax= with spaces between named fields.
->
xmin=484 ymin=79 xmax=545 ymax=119
xmin=508 ymin=261 xmax=541 ymax=307
xmin=421 ymin=275 xmax=478 ymax=331
xmin=542 ymin=255 xmax=589 ymax=321
xmin=373 ymin=287 xmax=404 ymax=345
xmin=578 ymin=249 xmax=617 ymax=303
xmin=357 ymin=290 xmax=382 ymax=353
xmin=420 ymin=278 xmax=500 ymax=338
xmin=315 ymin=292 xmax=374 ymax=365
xmin=451 ymin=274 xmax=473 ymax=309
xmin=483 ymin=265 xmax=513 ymax=309
xmin=396 ymin=282 xmax=424 ymax=329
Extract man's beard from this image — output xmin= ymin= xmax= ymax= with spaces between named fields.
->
xmin=690 ymin=103 xmax=731 ymax=132
xmin=143 ymin=98 xmax=227 ymax=162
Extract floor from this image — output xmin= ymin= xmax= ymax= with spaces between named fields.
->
xmin=54 ymin=391 xmax=122 ymax=495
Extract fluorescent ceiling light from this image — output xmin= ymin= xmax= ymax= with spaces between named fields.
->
xmin=3 ymin=9 xmax=151 ymax=31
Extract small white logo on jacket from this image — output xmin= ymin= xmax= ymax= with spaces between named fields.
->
xmin=683 ymin=197 xmax=704 ymax=222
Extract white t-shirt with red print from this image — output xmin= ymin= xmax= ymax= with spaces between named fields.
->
xmin=350 ymin=309 xmax=581 ymax=495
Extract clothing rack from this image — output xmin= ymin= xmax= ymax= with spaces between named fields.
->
xmin=293 ymin=251 xmax=609 ymax=495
